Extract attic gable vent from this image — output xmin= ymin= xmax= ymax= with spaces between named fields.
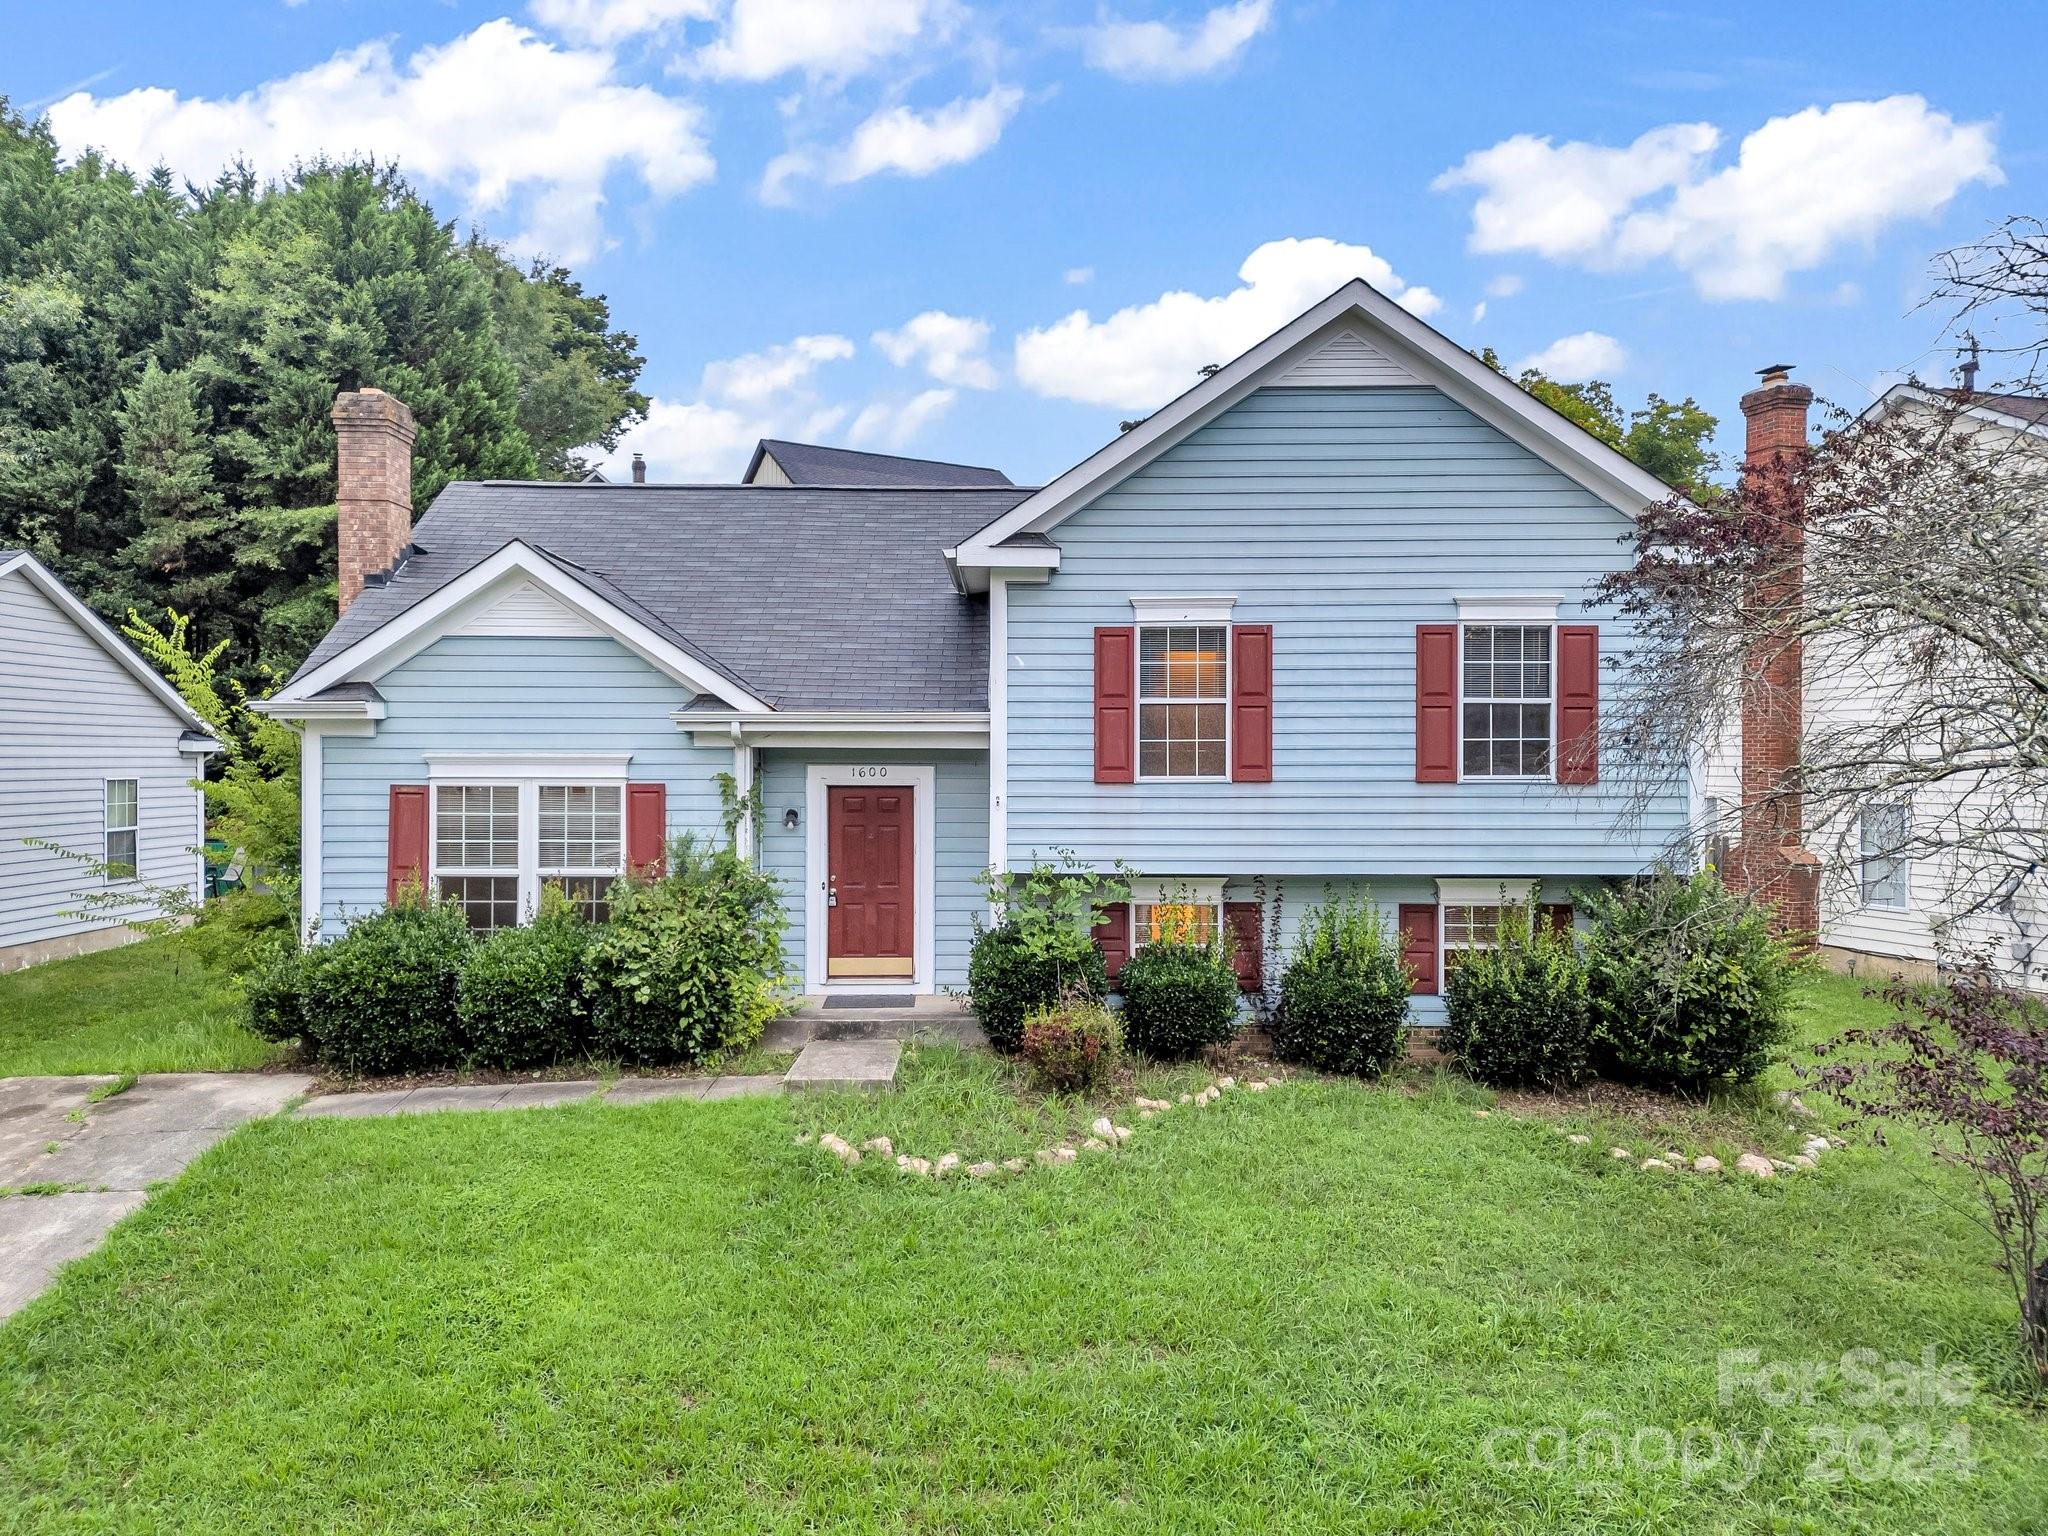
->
xmin=1269 ymin=328 xmax=1419 ymax=388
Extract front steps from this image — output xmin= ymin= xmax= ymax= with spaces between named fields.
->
xmin=764 ymin=995 xmax=986 ymax=1052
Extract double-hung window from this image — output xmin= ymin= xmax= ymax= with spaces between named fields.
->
xmin=1860 ymin=801 xmax=1911 ymax=910
xmin=103 ymin=778 xmax=138 ymax=879
xmin=429 ymin=766 xmax=626 ymax=932
xmin=1138 ymin=624 xmax=1228 ymax=780
xmin=1441 ymin=903 xmax=1516 ymax=971
xmin=1461 ymin=624 xmax=1553 ymax=779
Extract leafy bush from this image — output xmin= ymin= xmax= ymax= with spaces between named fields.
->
xmin=1273 ymin=894 xmax=1410 ymax=1076
xmin=582 ymin=835 xmax=787 ymax=1064
xmin=300 ymin=898 xmax=474 ymax=1075
xmin=457 ymin=899 xmax=591 ymax=1069
xmin=1442 ymin=913 xmax=1591 ymax=1089
xmin=1020 ymin=996 xmax=1123 ymax=1093
xmin=1581 ymin=869 xmax=1805 ymax=1089
xmin=242 ymin=938 xmax=311 ymax=1047
xmin=968 ymin=852 xmax=1124 ymax=1053
xmin=1120 ymin=935 xmax=1241 ymax=1060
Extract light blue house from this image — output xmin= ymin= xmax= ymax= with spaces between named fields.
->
xmin=261 ymin=282 xmax=1694 ymax=1020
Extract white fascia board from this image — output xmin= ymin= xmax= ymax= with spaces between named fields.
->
xmin=944 ymin=547 xmax=1058 ymax=595
xmin=678 ymin=710 xmax=989 ymax=748
xmin=270 ymin=541 xmax=769 ymax=712
xmin=952 ymin=280 xmax=1681 ymax=567
xmin=253 ymin=697 xmax=388 ymax=722
xmin=1 ymin=551 xmax=215 ymax=736
xmin=1859 ymin=382 xmax=2048 ymax=442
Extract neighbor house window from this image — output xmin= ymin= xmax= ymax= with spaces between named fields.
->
xmin=539 ymin=784 xmax=623 ymax=922
xmin=1860 ymin=801 xmax=1911 ymax=910
xmin=103 ymin=779 xmax=138 ymax=879
xmin=434 ymin=784 xmax=520 ymax=931
xmin=1133 ymin=899 xmax=1221 ymax=949
xmin=1138 ymin=624 xmax=1228 ymax=779
xmin=432 ymin=781 xmax=625 ymax=933
xmin=1461 ymin=624 xmax=1552 ymax=779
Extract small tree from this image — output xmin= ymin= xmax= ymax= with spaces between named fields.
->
xmin=1806 ymin=971 xmax=2048 ymax=1385
xmin=967 ymin=851 xmax=1130 ymax=1051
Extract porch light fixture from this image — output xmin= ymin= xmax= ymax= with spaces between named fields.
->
xmin=783 ymin=807 xmax=800 ymax=830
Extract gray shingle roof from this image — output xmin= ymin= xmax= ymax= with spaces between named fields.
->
xmin=749 ymin=439 xmax=1014 ymax=488
xmin=291 ymin=482 xmax=1031 ymax=710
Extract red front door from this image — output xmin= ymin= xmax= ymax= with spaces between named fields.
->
xmin=827 ymin=786 xmax=914 ymax=977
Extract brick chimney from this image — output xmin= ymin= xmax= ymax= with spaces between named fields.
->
xmin=1731 ymin=363 xmax=1820 ymax=940
xmin=332 ymin=387 xmax=417 ymax=613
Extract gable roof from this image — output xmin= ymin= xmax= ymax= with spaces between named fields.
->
xmin=1861 ymin=382 xmax=2048 ymax=440
xmin=0 ymin=550 xmax=218 ymax=740
xmin=948 ymin=278 xmax=1684 ymax=586
xmin=275 ymin=483 xmax=1029 ymax=711
xmin=745 ymin=438 xmax=1014 ymax=487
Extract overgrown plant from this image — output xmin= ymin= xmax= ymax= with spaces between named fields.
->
xmin=1273 ymin=892 xmax=1411 ymax=1077
xmin=1806 ymin=970 xmax=2048 ymax=1385
xmin=456 ymin=886 xmax=592 ymax=1068
xmin=1020 ymin=995 xmax=1123 ymax=1094
xmin=967 ymin=851 xmax=1129 ymax=1052
xmin=1120 ymin=919 xmax=1241 ymax=1061
xmin=1581 ymin=868 xmax=1807 ymax=1089
xmin=1442 ymin=907 xmax=1592 ymax=1089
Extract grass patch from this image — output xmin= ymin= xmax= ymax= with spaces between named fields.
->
xmin=0 ymin=936 xmax=277 ymax=1077
xmin=3 ymin=972 xmax=2042 ymax=1532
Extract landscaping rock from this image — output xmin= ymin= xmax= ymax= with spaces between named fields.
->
xmin=1217 ymin=1077 xmax=1235 ymax=1091
xmin=1081 ymin=1138 xmax=1110 ymax=1153
xmin=1693 ymin=1156 xmax=1722 ymax=1173
xmin=897 ymin=1155 xmax=931 ymax=1177
xmin=1111 ymin=1124 xmax=1132 ymax=1143
xmin=967 ymin=1161 xmax=996 ymax=1178
xmin=1178 ymin=1093 xmax=1192 ymax=1105
xmin=1608 ymin=1146 xmax=1631 ymax=1159
xmin=1034 ymin=1149 xmax=1058 ymax=1164
xmin=935 ymin=1153 xmax=961 ymax=1176
xmin=1567 ymin=1133 xmax=1591 ymax=1146
xmin=1641 ymin=1158 xmax=1671 ymax=1172
xmin=863 ymin=1136 xmax=893 ymax=1156
xmin=1091 ymin=1116 xmax=1116 ymax=1139
xmin=1248 ymin=1081 xmax=1269 ymax=1093
xmin=1734 ymin=1153 xmax=1775 ymax=1179
xmin=1052 ymin=1146 xmax=1078 ymax=1164
xmin=1792 ymin=1154 xmax=1816 ymax=1169
xmin=1003 ymin=1158 xmax=1028 ymax=1174
xmin=1770 ymin=1159 xmax=1795 ymax=1173
xmin=1471 ymin=1109 xmax=1490 ymax=1119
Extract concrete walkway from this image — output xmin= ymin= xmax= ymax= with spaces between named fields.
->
xmin=292 ymin=1073 xmax=785 ymax=1117
xmin=0 ymin=1072 xmax=311 ymax=1321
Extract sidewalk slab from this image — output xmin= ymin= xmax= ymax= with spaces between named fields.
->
xmin=701 ymin=1074 xmax=784 ymax=1101
xmin=0 ymin=1077 xmax=115 ymax=1184
xmin=494 ymin=1081 xmax=602 ymax=1109
xmin=35 ymin=1128 xmax=224 ymax=1189
xmin=296 ymin=1089 xmax=419 ymax=1119
xmin=0 ymin=1191 xmax=147 ymax=1321
xmin=603 ymin=1077 xmax=713 ymax=1105
xmin=84 ymin=1073 xmax=311 ymax=1133
xmin=397 ymin=1085 xmax=511 ymax=1114
xmin=782 ymin=1040 xmax=901 ymax=1093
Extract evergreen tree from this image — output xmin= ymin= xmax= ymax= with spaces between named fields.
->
xmin=116 ymin=358 xmax=225 ymax=613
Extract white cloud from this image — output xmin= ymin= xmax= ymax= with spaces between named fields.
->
xmin=872 ymin=310 xmax=998 ymax=388
xmin=761 ymin=83 xmax=1023 ymax=201
xmin=1485 ymin=273 xmax=1525 ymax=299
xmin=1470 ymin=301 xmax=1487 ymax=324
xmin=1013 ymin=236 xmax=1436 ymax=410
xmin=848 ymin=387 xmax=958 ymax=450
xmin=44 ymin=20 xmax=713 ymax=262
xmin=1512 ymin=331 xmax=1628 ymax=382
xmin=1082 ymin=0 xmax=1273 ymax=82
xmin=1064 ymin=266 xmax=1095 ymax=285
xmin=690 ymin=0 xmax=956 ymax=81
xmin=1435 ymin=96 xmax=2000 ymax=301
xmin=529 ymin=0 xmax=717 ymax=46
xmin=1393 ymin=285 xmax=1442 ymax=318
xmin=604 ymin=397 xmax=837 ymax=480
xmin=700 ymin=333 xmax=855 ymax=405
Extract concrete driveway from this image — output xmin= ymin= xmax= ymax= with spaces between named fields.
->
xmin=0 ymin=1072 xmax=310 ymax=1322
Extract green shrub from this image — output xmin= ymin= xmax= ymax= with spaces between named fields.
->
xmin=1120 ymin=935 xmax=1240 ymax=1060
xmin=1442 ymin=913 xmax=1591 ymax=1089
xmin=1273 ymin=894 xmax=1410 ymax=1076
xmin=301 ymin=899 xmax=473 ymax=1076
xmin=967 ymin=852 xmax=1123 ymax=1052
xmin=1020 ymin=996 xmax=1123 ymax=1093
xmin=457 ymin=901 xmax=591 ymax=1069
xmin=242 ymin=938 xmax=310 ymax=1047
xmin=1581 ymin=869 xmax=1806 ymax=1089
xmin=189 ymin=887 xmax=296 ymax=975
xmin=582 ymin=835 xmax=787 ymax=1064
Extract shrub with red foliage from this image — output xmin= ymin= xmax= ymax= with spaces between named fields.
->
xmin=1021 ymin=998 xmax=1123 ymax=1094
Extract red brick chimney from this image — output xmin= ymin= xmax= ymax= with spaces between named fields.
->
xmin=332 ymin=387 xmax=417 ymax=613
xmin=1732 ymin=363 xmax=1820 ymax=940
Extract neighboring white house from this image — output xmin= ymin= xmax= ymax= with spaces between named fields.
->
xmin=1805 ymin=386 xmax=2048 ymax=989
xmin=0 ymin=551 xmax=219 ymax=971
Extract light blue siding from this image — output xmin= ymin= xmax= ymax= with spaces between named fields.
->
xmin=755 ymin=749 xmax=989 ymax=987
xmin=1005 ymin=386 xmax=1686 ymax=875
xmin=317 ymin=635 xmax=733 ymax=932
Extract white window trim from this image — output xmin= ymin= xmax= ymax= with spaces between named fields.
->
xmin=1860 ymin=802 xmax=1913 ymax=912
xmin=1130 ymin=595 xmax=1236 ymax=624
xmin=1436 ymin=880 xmax=1547 ymax=981
xmin=1455 ymin=620 xmax=1558 ymax=784
xmin=425 ymin=752 xmax=632 ymax=784
xmin=1130 ymin=879 xmax=1226 ymax=950
xmin=429 ymin=775 xmax=628 ymax=927
xmin=1134 ymin=621 xmax=1232 ymax=784
xmin=804 ymin=764 xmax=937 ymax=995
xmin=1453 ymin=595 xmax=1562 ymax=625
xmin=102 ymin=776 xmax=139 ymax=883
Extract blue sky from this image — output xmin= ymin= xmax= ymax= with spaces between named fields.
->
xmin=8 ymin=1 xmax=2040 ymax=484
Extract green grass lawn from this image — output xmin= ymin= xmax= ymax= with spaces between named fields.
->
xmin=0 ymin=935 xmax=278 ymax=1077
xmin=3 ymin=972 xmax=2043 ymax=1532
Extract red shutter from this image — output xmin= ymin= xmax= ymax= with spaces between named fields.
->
xmin=1093 ymin=626 xmax=1136 ymax=784
xmin=1556 ymin=624 xmax=1599 ymax=785
xmin=1415 ymin=624 xmax=1458 ymax=783
xmin=1542 ymin=903 xmax=1575 ymax=937
xmin=1092 ymin=903 xmax=1131 ymax=988
xmin=1398 ymin=903 xmax=1439 ymax=996
xmin=1229 ymin=624 xmax=1274 ymax=782
xmin=386 ymin=785 xmax=428 ymax=905
xmin=1224 ymin=900 xmax=1264 ymax=991
xmin=625 ymin=783 xmax=667 ymax=877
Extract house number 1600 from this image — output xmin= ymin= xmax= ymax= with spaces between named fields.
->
xmin=846 ymin=766 xmax=891 ymax=779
